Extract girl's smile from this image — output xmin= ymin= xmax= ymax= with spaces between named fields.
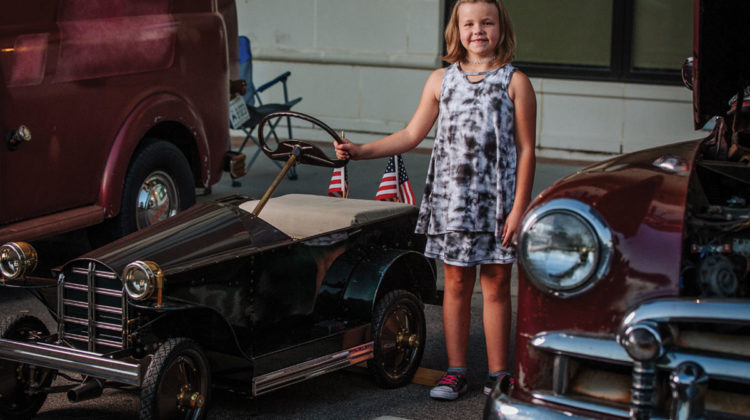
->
xmin=457 ymin=2 xmax=501 ymax=62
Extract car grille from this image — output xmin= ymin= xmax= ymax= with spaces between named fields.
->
xmin=58 ymin=260 xmax=128 ymax=353
xmin=528 ymin=299 xmax=750 ymax=419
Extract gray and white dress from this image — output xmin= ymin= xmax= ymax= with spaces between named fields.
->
xmin=415 ymin=62 xmax=518 ymax=267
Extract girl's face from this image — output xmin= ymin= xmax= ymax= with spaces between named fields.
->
xmin=457 ymin=2 xmax=501 ymax=59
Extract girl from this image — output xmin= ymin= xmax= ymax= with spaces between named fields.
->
xmin=335 ymin=0 xmax=535 ymax=400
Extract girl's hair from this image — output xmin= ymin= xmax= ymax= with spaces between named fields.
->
xmin=442 ymin=0 xmax=516 ymax=65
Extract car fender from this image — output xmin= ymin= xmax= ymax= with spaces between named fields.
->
xmin=134 ymin=305 xmax=248 ymax=359
xmin=98 ymin=93 xmax=210 ymax=217
xmin=341 ymin=249 xmax=437 ymax=321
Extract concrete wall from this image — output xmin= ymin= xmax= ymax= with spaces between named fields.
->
xmin=235 ymin=0 xmax=705 ymax=162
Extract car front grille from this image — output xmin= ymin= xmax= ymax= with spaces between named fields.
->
xmin=58 ymin=260 xmax=127 ymax=353
xmin=528 ymin=299 xmax=750 ymax=419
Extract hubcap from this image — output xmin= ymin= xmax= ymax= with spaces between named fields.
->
xmin=136 ymin=171 xmax=179 ymax=229
xmin=177 ymin=385 xmax=205 ymax=411
xmin=380 ymin=304 xmax=421 ymax=377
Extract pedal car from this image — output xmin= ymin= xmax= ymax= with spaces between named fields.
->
xmin=0 ymin=112 xmax=437 ymax=419
xmin=485 ymin=1 xmax=750 ymax=419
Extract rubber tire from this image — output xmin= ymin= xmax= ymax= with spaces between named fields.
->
xmin=0 ymin=315 xmax=54 ymax=420
xmin=139 ymin=338 xmax=211 ymax=420
xmin=93 ymin=140 xmax=195 ymax=245
xmin=368 ymin=289 xmax=426 ymax=388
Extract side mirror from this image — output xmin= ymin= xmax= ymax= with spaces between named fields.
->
xmin=682 ymin=56 xmax=694 ymax=91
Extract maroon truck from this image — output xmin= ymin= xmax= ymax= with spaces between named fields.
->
xmin=485 ymin=1 xmax=750 ymax=419
xmin=0 ymin=0 xmax=239 ymax=247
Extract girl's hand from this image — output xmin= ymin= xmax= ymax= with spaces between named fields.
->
xmin=334 ymin=137 xmax=360 ymax=160
xmin=501 ymin=208 xmax=524 ymax=248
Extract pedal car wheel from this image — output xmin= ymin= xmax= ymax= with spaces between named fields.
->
xmin=0 ymin=315 xmax=55 ymax=420
xmin=139 ymin=338 xmax=211 ymax=420
xmin=368 ymin=289 xmax=426 ymax=388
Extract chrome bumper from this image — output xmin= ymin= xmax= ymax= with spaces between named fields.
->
xmin=483 ymin=391 xmax=598 ymax=420
xmin=0 ymin=338 xmax=142 ymax=386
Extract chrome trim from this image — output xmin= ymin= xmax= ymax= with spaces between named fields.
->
xmin=518 ymin=198 xmax=613 ymax=298
xmin=59 ymin=260 xmax=128 ymax=352
xmin=252 ymin=342 xmax=374 ymax=396
xmin=87 ymin=261 xmax=96 ymax=351
xmin=620 ymin=298 xmax=750 ymax=332
xmin=0 ymin=338 xmax=141 ymax=386
xmin=532 ymin=331 xmax=750 ymax=384
xmin=531 ymin=332 xmax=631 ymax=365
xmin=63 ymin=282 xmax=122 ymax=297
xmin=63 ymin=317 xmax=123 ymax=332
xmin=483 ymin=391 xmax=601 ymax=420
xmin=530 ymin=391 xmax=634 ymax=419
xmin=63 ymin=299 xmax=122 ymax=314
xmin=63 ymin=333 xmax=123 ymax=348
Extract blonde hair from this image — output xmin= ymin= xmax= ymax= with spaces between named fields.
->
xmin=442 ymin=0 xmax=516 ymax=65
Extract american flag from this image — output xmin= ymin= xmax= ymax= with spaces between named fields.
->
xmin=328 ymin=165 xmax=348 ymax=198
xmin=375 ymin=154 xmax=415 ymax=205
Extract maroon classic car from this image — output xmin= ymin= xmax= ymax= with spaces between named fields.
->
xmin=0 ymin=0 xmax=239 ymax=245
xmin=485 ymin=1 xmax=750 ymax=419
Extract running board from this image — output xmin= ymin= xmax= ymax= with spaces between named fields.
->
xmin=252 ymin=341 xmax=374 ymax=396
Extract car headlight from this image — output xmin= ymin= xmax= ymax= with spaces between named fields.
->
xmin=0 ymin=242 xmax=38 ymax=280
xmin=518 ymin=199 xmax=612 ymax=297
xmin=123 ymin=261 xmax=162 ymax=301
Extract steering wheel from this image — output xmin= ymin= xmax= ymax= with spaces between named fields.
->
xmin=258 ymin=111 xmax=348 ymax=168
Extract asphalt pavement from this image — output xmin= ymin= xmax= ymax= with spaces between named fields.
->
xmin=2 ymin=142 xmax=586 ymax=420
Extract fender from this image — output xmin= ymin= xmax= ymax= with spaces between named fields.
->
xmin=341 ymin=249 xmax=437 ymax=321
xmin=133 ymin=304 xmax=249 ymax=360
xmin=98 ymin=93 xmax=210 ymax=217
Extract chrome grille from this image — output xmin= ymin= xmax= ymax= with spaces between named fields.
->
xmin=528 ymin=299 xmax=750 ymax=419
xmin=58 ymin=261 xmax=127 ymax=353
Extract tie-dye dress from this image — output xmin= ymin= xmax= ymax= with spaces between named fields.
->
xmin=415 ymin=62 xmax=517 ymax=267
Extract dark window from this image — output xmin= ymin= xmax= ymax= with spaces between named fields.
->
xmin=445 ymin=0 xmax=693 ymax=85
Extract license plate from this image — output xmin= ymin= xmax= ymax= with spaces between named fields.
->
xmin=229 ymin=95 xmax=250 ymax=129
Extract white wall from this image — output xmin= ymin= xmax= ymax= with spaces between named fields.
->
xmin=236 ymin=0 xmax=703 ymax=162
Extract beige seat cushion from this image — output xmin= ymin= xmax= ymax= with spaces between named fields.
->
xmin=239 ymin=194 xmax=416 ymax=239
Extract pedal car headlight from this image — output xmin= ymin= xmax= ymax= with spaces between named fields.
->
xmin=123 ymin=261 xmax=162 ymax=301
xmin=518 ymin=199 xmax=612 ymax=297
xmin=0 ymin=242 xmax=38 ymax=280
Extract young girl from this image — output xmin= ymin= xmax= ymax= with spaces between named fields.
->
xmin=335 ymin=0 xmax=535 ymax=400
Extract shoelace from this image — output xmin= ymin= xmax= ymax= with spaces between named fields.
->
xmin=437 ymin=374 xmax=461 ymax=386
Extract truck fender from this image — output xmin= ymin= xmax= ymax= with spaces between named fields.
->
xmin=98 ymin=93 xmax=210 ymax=217
xmin=341 ymin=249 xmax=437 ymax=321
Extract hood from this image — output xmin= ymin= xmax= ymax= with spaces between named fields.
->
xmin=692 ymin=0 xmax=750 ymax=128
xmin=70 ymin=201 xmax=289 ymax=275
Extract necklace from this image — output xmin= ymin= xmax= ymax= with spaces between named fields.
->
xmin=465 ymin=55 xmax=496 ymax=64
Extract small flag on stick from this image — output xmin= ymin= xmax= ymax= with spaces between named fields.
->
xmin=328 ymin=131 xmax=349 ymax=198
xmin=375 ymin=154 xmax=414 ymax=205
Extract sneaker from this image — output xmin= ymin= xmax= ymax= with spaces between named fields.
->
xmin=429 ymin=372 xmax=468 ymax=400
xmin=483 ymin=371 xmax=514 ymax=395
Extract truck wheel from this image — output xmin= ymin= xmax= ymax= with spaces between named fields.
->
xmin=139 ymin=338 xmax=210 ymax=420
xmin=0 ymin=315 xmax=55 ymax=420
xmin=123 ymin=140 xmax=195 ymax=232
xmin=92 ymin=140 xmax=196 ymax=245
xmin=368 ymin=289 xmax=426 ymax=388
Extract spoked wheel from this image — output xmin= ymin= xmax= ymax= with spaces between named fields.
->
xmin=368 ymin=289 xmax=426 ymax=388
xmin=0 ymin=315 xmax=55 ymax=420
xmin=139 ymin=338 xmax=211 ymax=420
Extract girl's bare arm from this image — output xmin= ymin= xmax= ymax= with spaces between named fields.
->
xmin=335 ymin=68 xmax=443 ymax=160
xmin=503 ymin=70 xmax=537 ymax=246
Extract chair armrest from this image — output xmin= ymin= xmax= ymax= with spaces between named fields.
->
xmin=256 ymin=71 xmax=292 ymax=93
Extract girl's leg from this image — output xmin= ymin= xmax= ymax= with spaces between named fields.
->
xmin=479 ymin=263 xmax=512 ymax=372
xmin=442 ymin=263 xmax=477 ymax=368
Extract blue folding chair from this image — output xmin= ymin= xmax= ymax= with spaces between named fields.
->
xmin=231 ymin=36 xmax=301 ymax=184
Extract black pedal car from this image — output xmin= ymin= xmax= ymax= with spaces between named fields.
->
xmin=0 ymin=112 xmax=438 ymax=419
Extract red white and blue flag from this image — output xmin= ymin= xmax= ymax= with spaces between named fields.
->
xmin=375 ymin=154 xmax=414 ymax=205
xmin=328 ymin=165 xmax=348 ymax=198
